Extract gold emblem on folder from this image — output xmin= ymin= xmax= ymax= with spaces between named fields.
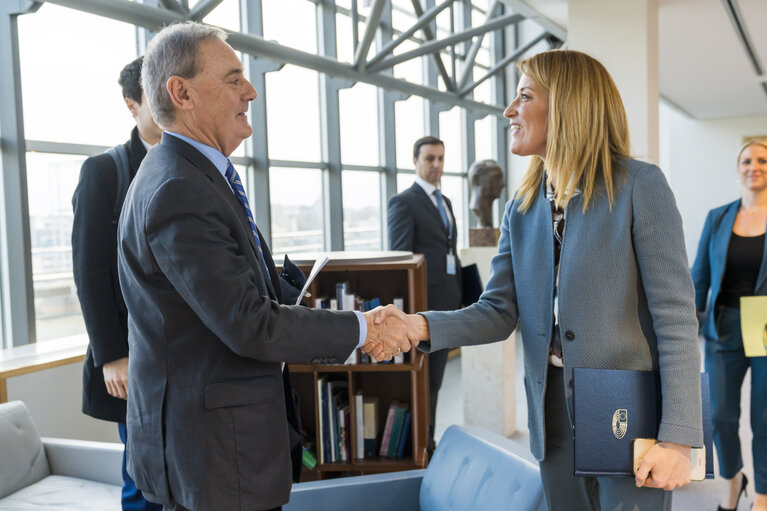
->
xmin=612 ymin=409 xmax=628 ymax=439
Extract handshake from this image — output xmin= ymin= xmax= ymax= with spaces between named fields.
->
xmin=361 ymin=304 xmax=429 ymax=362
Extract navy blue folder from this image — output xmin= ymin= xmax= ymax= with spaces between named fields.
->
xmin=572 ymin=368 xmax=713 ymax=478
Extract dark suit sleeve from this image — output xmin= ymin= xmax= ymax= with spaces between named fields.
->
xmin=690 ymin=210 xmax=714 ymax=312
xmin=144 ymin=177 xmax=357 ymax=363
xmin=388 ymin=193 xmax=414 ymax=251
xmin=72 ymin=155 xmax=128 ymax=367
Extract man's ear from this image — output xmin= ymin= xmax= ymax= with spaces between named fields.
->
xmin=124 ymin=97 xmax=140 ymax=118
xmin=166 ymin=75 xmax=194 ymax=111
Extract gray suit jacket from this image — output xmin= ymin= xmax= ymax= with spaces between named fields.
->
xmin=388 ymin=183 xmax=462 ymax=310
xmin=118 ymin=134 xmax=358 ymax=510
xmin=421 ymin=158 xmax=703 ymax=461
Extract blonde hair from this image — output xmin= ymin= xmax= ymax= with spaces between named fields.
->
xmin=736 ymin=137 xmax=767 ymax=165
xmin=515 ymin=50 xmax=631 ymax=213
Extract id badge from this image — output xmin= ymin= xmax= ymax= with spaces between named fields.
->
xmin=446 ymin=253 xmax=456 ymax=275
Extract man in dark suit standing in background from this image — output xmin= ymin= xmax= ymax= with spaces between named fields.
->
xmin=387 ymin=136 xmax=462 ymax=456
xmin=118 ymin=22 xmax=409 ymax=511
xmin=72 ymin=56 xmax=162 ymax=511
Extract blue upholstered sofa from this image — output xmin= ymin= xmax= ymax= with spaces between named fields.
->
xmin=285 ymin=425 xmax=546 ymax=511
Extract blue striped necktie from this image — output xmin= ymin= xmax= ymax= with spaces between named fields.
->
xmin=433 ymin=189 xmax=452 ymax=238
xmin=225 ymin=160 xmax=270 ymax=278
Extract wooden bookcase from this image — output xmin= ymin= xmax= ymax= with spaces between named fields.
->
xmin=286 ymin=254 xmax=429 ymax=480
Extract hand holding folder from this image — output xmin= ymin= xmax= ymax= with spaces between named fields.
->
xmin=633 ymin=439 xmax=705 ymax=489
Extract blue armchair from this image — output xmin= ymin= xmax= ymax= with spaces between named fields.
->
xmin=286 ymin=425 xmax=546 ymax=511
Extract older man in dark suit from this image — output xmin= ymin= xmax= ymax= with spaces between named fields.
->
xmin=387 ymin=136 xmax=462 ymax=456
xmin=118 ymin=22 xmax=409 ymax=511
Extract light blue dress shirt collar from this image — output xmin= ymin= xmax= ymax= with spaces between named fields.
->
xmin=164 ymin=131 xmax=229 ymax=181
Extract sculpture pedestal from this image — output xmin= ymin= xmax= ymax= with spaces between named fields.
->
xmin=469 ymin=227 xmax=500 ymax=247
xmin=459 ymin=247 xmax=516 ymax=436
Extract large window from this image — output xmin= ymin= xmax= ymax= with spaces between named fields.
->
xmin=3 ymin=0 xmax=506 ymax=346
xmin=25 ymin=152 xmax=87 ymax=341
xmin=269 ymin=167 xmax=324 ymax=255
xmin=18 ymin=4 xmax=135 ymax=146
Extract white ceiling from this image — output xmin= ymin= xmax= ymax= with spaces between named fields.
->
xmin=517 ymin=0 xmax=767 ymax=120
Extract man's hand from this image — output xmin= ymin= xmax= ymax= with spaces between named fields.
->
xmin=635 ymin=441 xmax=692 ymax=490
xmin=361 ymin=305 xmax=428 ymax=361
xmin=103 ymin=357 xmax=129 ymax=400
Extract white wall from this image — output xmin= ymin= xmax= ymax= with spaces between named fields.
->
xmin=660 ymin=102 xmax=767 ymax=263
xmin=6 ymin=362 xmax=120 ymax=443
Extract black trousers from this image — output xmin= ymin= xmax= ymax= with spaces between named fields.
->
xmin=427 ymin=348 xmax=449 ymax=453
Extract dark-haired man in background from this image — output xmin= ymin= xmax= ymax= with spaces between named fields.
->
xmin=72 ymin=56 xmax=162 ymax=511
xmin=387 ymin=136 xmax=462 ymax=457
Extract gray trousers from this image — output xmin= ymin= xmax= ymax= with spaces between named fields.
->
xmin=539 ymin=366 xmax=672 ymax=511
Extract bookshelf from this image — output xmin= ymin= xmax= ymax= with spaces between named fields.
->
xmin=284 ymin=253 xmax=429 ymax=480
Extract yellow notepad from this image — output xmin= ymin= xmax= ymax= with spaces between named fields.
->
xmin=740 ymin=296 xmax=767 ymax=357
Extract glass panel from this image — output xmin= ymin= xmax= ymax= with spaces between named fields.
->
xmin=266 ymin=65 xmax=321 ymax=162
xmin=263 ymin=0 xmax=317 ymax=53
xmin=393 ymin=39 xmax=423 ymax=84
xmin=474 ymin=115 xmax=496 ymax=162
xmin=343 ymin=171 xmax=382 ymax=250
xmin=18 ymin=5 xmax=136 ymax=146
xmin=200 ymin=0 xmax=240 ymax=31
xmin=26 ymin=152 xmax=87 ymax=341
xmin=441 ymin=175 xmax=467 ymax=250
xmin=439 ymin=107 xmax=464 ymax=172
xmin=339 ymin=82 xmax=379 ymax=166
xmin=395 ymin=96 xmax=424 ymax=170
xmin=397 ymin=172 xmax=414 ymax=193
xmin=471 ymin=67 xmax=492 ymax=104
xmin=269 ymin=167 xmax=324 ymax=255
xmin=336 ymin=12 xmax=354 ymax=65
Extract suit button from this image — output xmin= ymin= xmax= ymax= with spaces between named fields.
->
xmin=564 ymin=330 xmax=575 ymax=341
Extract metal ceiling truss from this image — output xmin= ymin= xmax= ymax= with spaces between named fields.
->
xmin=34 ymin=0 xmax=560 ymax=118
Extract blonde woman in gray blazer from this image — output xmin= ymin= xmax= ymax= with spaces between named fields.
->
xmin=367 ymin=50 xmax=702 ymax=511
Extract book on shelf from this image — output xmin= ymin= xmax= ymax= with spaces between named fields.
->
xmin=386 ymin=402 xmax=409 ymax=457
xmin=397 ymin=412 xmax=412 ymax=458
xmin=354 ymin=391 xmax=365 ymax=459
xmin=379 ymin=401 xmax=409 ymax=457
xmin=319 ymin=378 xmax=349 ymax=463
xmin=317 ymin=375 xmax=328 ymax=463
xmin=363 ymin=396 xmax=379 ymax=458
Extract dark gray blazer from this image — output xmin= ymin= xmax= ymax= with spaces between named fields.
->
xmin=691 ymin=199 xmax=767 ymax=340
xmin=73 ymin=126 xmax=145 ymax=423
xmin=118 ymin=134 xmax=358 ymax=511
xmin=420 ymin=159 xmax=703 ymax=461
xmin=388 ymin=183 xmax=462 ymax=310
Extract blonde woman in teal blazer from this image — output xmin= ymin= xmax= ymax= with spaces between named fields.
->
xmin=367 ymin=50 xmax=703 ymax=511
xmin=691 ymin=137 xmax=767 ymax=511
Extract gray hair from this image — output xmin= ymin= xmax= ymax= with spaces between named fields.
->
xmin=142 ymin=22 xmax=227 ymax=128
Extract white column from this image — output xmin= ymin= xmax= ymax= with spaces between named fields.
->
xmin=568 ymin=0 xmax=659 ymax=164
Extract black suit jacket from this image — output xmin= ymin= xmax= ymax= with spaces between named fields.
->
xmin=72 ymin=126 xmax=145 ymax=423
xmin=118 ymin=134 xmax=358 ymax=510
xmin=388 ymin=182 xmax=462 ymax=310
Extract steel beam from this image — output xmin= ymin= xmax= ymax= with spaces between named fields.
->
xmin=457 ymin=0 xmax=500 ymax=90
xmin=490 ymin=3 xmax=508 ymax=215
xmin=158 ymin=0 xmax=186 ymax=15
xmin=459 ymin=31 xmax=546 ymax=96
xmin=317 ymin=0 xmax=345 ymax=251
xmin=188 ymin=0 xmax=223 ymax=21
xmin=241 ymin=0 xmax=280 ymax=246
xmin=0 ymin=1 xmax=39 ymax=347
xmin=497 ymin=0 xmax=565 ymax=42
xmin=353 ymin=0 xmax=385 ymax=70
xmin=40 ymin=0 xmax=504 ymax=116
xmin=366 ymin=0 xmax=454 ymax=69
xmin=409 ymin=0 xmax=453 ymax=92
xmin=377 ymin=1 xmax=397 ymax=250
xmin=367 ymin=12 xmax=523 ymax=73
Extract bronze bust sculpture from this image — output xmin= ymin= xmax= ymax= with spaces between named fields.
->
xmin=468 ymin=159 xmax=505 ymax=228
